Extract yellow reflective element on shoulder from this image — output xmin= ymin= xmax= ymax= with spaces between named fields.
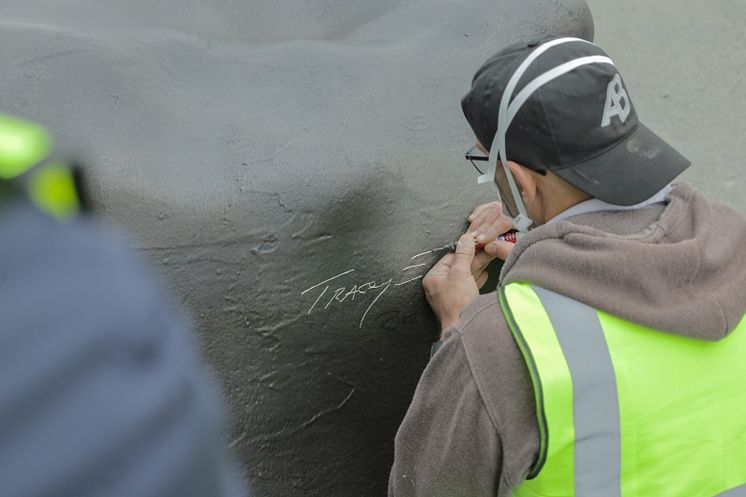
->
xmin=0 ymin=114 xmax=53 ymax=179
xmin=28 ymin=162 xmax=80 ymax=220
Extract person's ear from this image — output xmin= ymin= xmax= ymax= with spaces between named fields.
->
xmin=506 ymin=161 xmax=538 ymax=204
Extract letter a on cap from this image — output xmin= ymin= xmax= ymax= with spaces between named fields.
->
xmin=601 ymin=73 xmax=631 ymax=127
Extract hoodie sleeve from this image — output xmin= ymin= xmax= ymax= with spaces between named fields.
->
xmin=388 ymin=328 xmax=509 ymax=497
xmin=389 ymin=292 xmax=540 ymax=497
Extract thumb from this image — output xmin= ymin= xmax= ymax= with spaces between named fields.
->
xmin=484 ymin=240 xmax=513 ymax=261
xmin=452 ymin=234 xmax=476 ymax=273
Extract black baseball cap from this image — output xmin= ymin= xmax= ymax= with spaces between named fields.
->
xmin=461 ymin=37 xmax=690 ymax=206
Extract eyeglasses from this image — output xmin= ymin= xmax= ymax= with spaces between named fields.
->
xmin=464 ymin=144 xmax=489 ymax=175
xmin=464 ymin=144 xmax=520 ymax=218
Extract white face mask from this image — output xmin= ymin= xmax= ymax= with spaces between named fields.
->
xmin=476 ymin=37 xmax=615 ymax=232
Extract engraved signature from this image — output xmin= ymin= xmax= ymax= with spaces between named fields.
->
xmin=300 ymin=258 xmax=431 ymax=328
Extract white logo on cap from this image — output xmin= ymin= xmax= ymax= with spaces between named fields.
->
xmin=601 ymin=73 xmax=631 ymax=127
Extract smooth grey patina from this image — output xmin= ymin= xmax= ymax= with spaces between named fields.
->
xmin=0 ymin=1 xmax=592 ymax=495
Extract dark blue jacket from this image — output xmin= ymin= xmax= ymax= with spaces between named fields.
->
xmin=0 ymin=197 xmax=247 ymax=497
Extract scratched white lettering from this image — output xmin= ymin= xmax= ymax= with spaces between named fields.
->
xmin=409 ymin=250 xmax=433 ymax=261
xmin=300 ymin=246 xmax=446 ymax=327
xmin=302 ymin=269 xmax=356 ymax=315
xmin=307 ymin=286 xmax=328 ymax=315
xmin=394 ymin=275 xmax=424 ymax=287
xmin=359 ymin=278 xmax=392 ymax=328
xmin=300 ymin=269 xmax=355 ymax=295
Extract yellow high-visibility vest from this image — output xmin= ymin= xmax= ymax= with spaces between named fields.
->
xmin=500 ymin=282 xmax=746 ymax=497
xmin=0 ymin=114 xmax=80 ymax=220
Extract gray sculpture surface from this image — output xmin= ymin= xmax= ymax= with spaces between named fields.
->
xmin=0 ymin=1 xmax=593 ymax=495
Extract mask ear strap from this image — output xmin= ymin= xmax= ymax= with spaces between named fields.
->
xmin=482 ymin=38 xmax=615 ymax=232
xmin=496 ymin=38 xmax=590 ymax=231
xmin=501 ymin=55 xmax=615 ymax=232
xmin=477 ymin=37 xmax=586 ymax=186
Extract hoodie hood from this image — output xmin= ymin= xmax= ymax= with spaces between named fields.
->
xmin=500 ymin=183 xmax=746 ymax=341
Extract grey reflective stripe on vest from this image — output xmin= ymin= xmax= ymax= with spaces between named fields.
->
xmin=718 ymin=484 xmax=746 ymax=496
xmin=533 ymin=286 xmax=621 ymax=497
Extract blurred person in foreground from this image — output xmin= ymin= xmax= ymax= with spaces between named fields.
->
xmin=390 ymin=38 xmax=746 ymax=497
xmin=0 ymin=114 xmax=247 ymax=497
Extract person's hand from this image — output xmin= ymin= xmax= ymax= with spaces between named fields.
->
xmin=467 ymin=201 xmax=515 ymax=260
xmin=422 ymin=234 xmax=480 ymax=332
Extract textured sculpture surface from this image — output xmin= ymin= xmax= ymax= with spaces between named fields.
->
xmin=0 ymin=2 xmax=593 ymax=495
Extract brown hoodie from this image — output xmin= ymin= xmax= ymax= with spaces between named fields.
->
xmin=389 ymin=183 xmax=746 ymax=497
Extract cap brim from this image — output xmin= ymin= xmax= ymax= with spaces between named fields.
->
xmin=553 ymin=123 xmax=691 ymax=206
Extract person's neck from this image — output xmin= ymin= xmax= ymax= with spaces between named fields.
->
xmin=540 ymin=190 xmax=592 ymax=224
